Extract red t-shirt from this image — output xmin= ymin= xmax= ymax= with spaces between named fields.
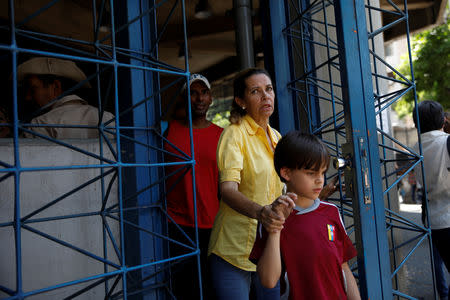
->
xmin=164 ymin=120 xmax=223 ymax=228
xmin=250 ymin=201 xmax=357 ymax=300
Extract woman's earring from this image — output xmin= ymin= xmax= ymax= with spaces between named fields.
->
xmin=242 ymin=106 xmax=246 ymax=110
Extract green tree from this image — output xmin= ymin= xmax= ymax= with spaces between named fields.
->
xmin=211 ymin=111 xmax=230 ymax=128
xmin=394 ymin=19 xmax=450 ymax=117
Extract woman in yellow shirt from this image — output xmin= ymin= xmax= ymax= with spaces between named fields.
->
xmin=208 ymin=68 xmax=293 ymax=300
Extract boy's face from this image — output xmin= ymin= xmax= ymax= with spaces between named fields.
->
xmin=282 ymin=165 xmax=327 ymax=201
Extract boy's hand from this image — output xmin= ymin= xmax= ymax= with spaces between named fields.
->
xmin=271 ymin=193 xmax=296 ymax=220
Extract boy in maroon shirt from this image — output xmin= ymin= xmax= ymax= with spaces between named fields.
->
xmin=250 ymin=132 xmax=361 ymax=300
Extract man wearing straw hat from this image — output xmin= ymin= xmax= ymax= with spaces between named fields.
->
xmin=17 ymin=57 xmax=114 ymax=139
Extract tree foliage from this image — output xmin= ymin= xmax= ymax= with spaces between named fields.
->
xmin=394 ymin=19 xmax=450 ymax=117
xmin=211 ymin=111 xmax=230 ymax=128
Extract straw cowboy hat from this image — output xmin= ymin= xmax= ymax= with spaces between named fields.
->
xmin=17 ymin=57 xmax=91 ymax=88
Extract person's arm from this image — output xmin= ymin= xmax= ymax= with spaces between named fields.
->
xmin=270 ymin=192 xmax=296 ymax=219
xmin=221 ymin=181 xmax=287 ymax=232
xmin=342 ymin=262 xmax=361 ymax=300
xmin=257 ymin=231 xmax=282 ymax=288
xmin=319 ymin=175 xmax=339 ymax=200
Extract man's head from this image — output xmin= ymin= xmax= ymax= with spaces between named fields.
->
xmin=17 ymin=57 xmax=89 ymax=108
xmin=444 ymin=111 xmax=450 ymax=134
xmin=412 ymin=100 xmax=444 ymax=134
xmin=185 ymin=74 xmax=212 ymax=119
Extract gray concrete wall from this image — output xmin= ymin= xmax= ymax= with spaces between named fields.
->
xmin=0 ymin=138 xmax=119 ymax=299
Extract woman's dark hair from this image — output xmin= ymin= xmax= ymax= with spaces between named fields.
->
xmin=274 ymin=131 xmax=330 ymax=183
xmin=229 ymin=68 xmax=272 ymax=124
xmin=412 ymin=100 xmax=444 ymax=133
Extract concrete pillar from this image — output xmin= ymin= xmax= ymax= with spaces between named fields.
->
xmin=233 ymin=0 xmax=255 ymax=69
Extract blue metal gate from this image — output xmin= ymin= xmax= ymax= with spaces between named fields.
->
xmin=265 ymin=0 xmax=437 ymax=299
xmin=0 ymin=0 xmax=440 ymax=299
xmin=0 ymin=0 xmax=198 ymax=299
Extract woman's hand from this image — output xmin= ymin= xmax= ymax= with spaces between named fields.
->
xmin=271 ymin=193 xmax=296 ymax=219
xmin=220 ymin=181 xmax=285 ymax=230
xmin=260 ymin=193 xmax=296 ymax=233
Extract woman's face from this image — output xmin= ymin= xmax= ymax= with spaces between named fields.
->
xmin=236 ymin=73 xmax=275 ymax=126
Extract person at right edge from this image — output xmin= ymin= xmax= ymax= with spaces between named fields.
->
xmin=433 ymin=110 xmax=450 ymax=300
xmin=207 ymin=68 xmax=337 ymax=300
xmin=413 ymin=100 xmax=450 ymax=300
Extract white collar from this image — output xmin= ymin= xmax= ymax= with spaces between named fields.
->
xmin=294 ymin=198 xmax=320 ymax=215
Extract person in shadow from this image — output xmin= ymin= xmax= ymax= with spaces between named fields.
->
xmin=413 ymin=100 xmax=449 ymax=300
xmin=17 ymin=57 xmax=114 ymax=139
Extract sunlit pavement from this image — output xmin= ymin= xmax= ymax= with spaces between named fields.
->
xmin=397 ymin=203 xmax=449 ymax=300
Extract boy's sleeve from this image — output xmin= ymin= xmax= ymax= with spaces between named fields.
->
xmin=342 ymin=232 xmax=357 ymax=263
xmin=334 ymin=206 xmax=357 ymax=263
xmin=249 ymin=223 xmax=268 ymax=264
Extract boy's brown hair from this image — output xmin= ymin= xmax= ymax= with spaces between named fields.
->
xmin=274 ymin=131 xmax=330 ymax=183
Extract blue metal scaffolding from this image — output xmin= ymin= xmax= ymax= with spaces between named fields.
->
xmin=0 ymin=0 xmax=200 ymax=299
xmin=0 ymin=0 xmax=439 ymax=299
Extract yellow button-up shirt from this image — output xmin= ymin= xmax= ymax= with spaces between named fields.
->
xmin=208 ymin=115 xmax=284 ymax=271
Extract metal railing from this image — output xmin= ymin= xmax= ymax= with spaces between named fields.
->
xmin=0 ymin=1 xmax=198 ymax=299
xmin=274 ymin=0 xmax=436 ymax=299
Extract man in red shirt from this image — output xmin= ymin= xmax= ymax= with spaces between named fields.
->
xmin=164 ymin=74 xmax=223 ymax=300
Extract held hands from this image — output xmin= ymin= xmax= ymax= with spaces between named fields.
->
xmin=258 ymin=193 xmax=296 ymax=233
xmin=272 ymin=193 xmax=296 ymax=219
xmin=258 ymin=176 xmax=341 ymax=233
